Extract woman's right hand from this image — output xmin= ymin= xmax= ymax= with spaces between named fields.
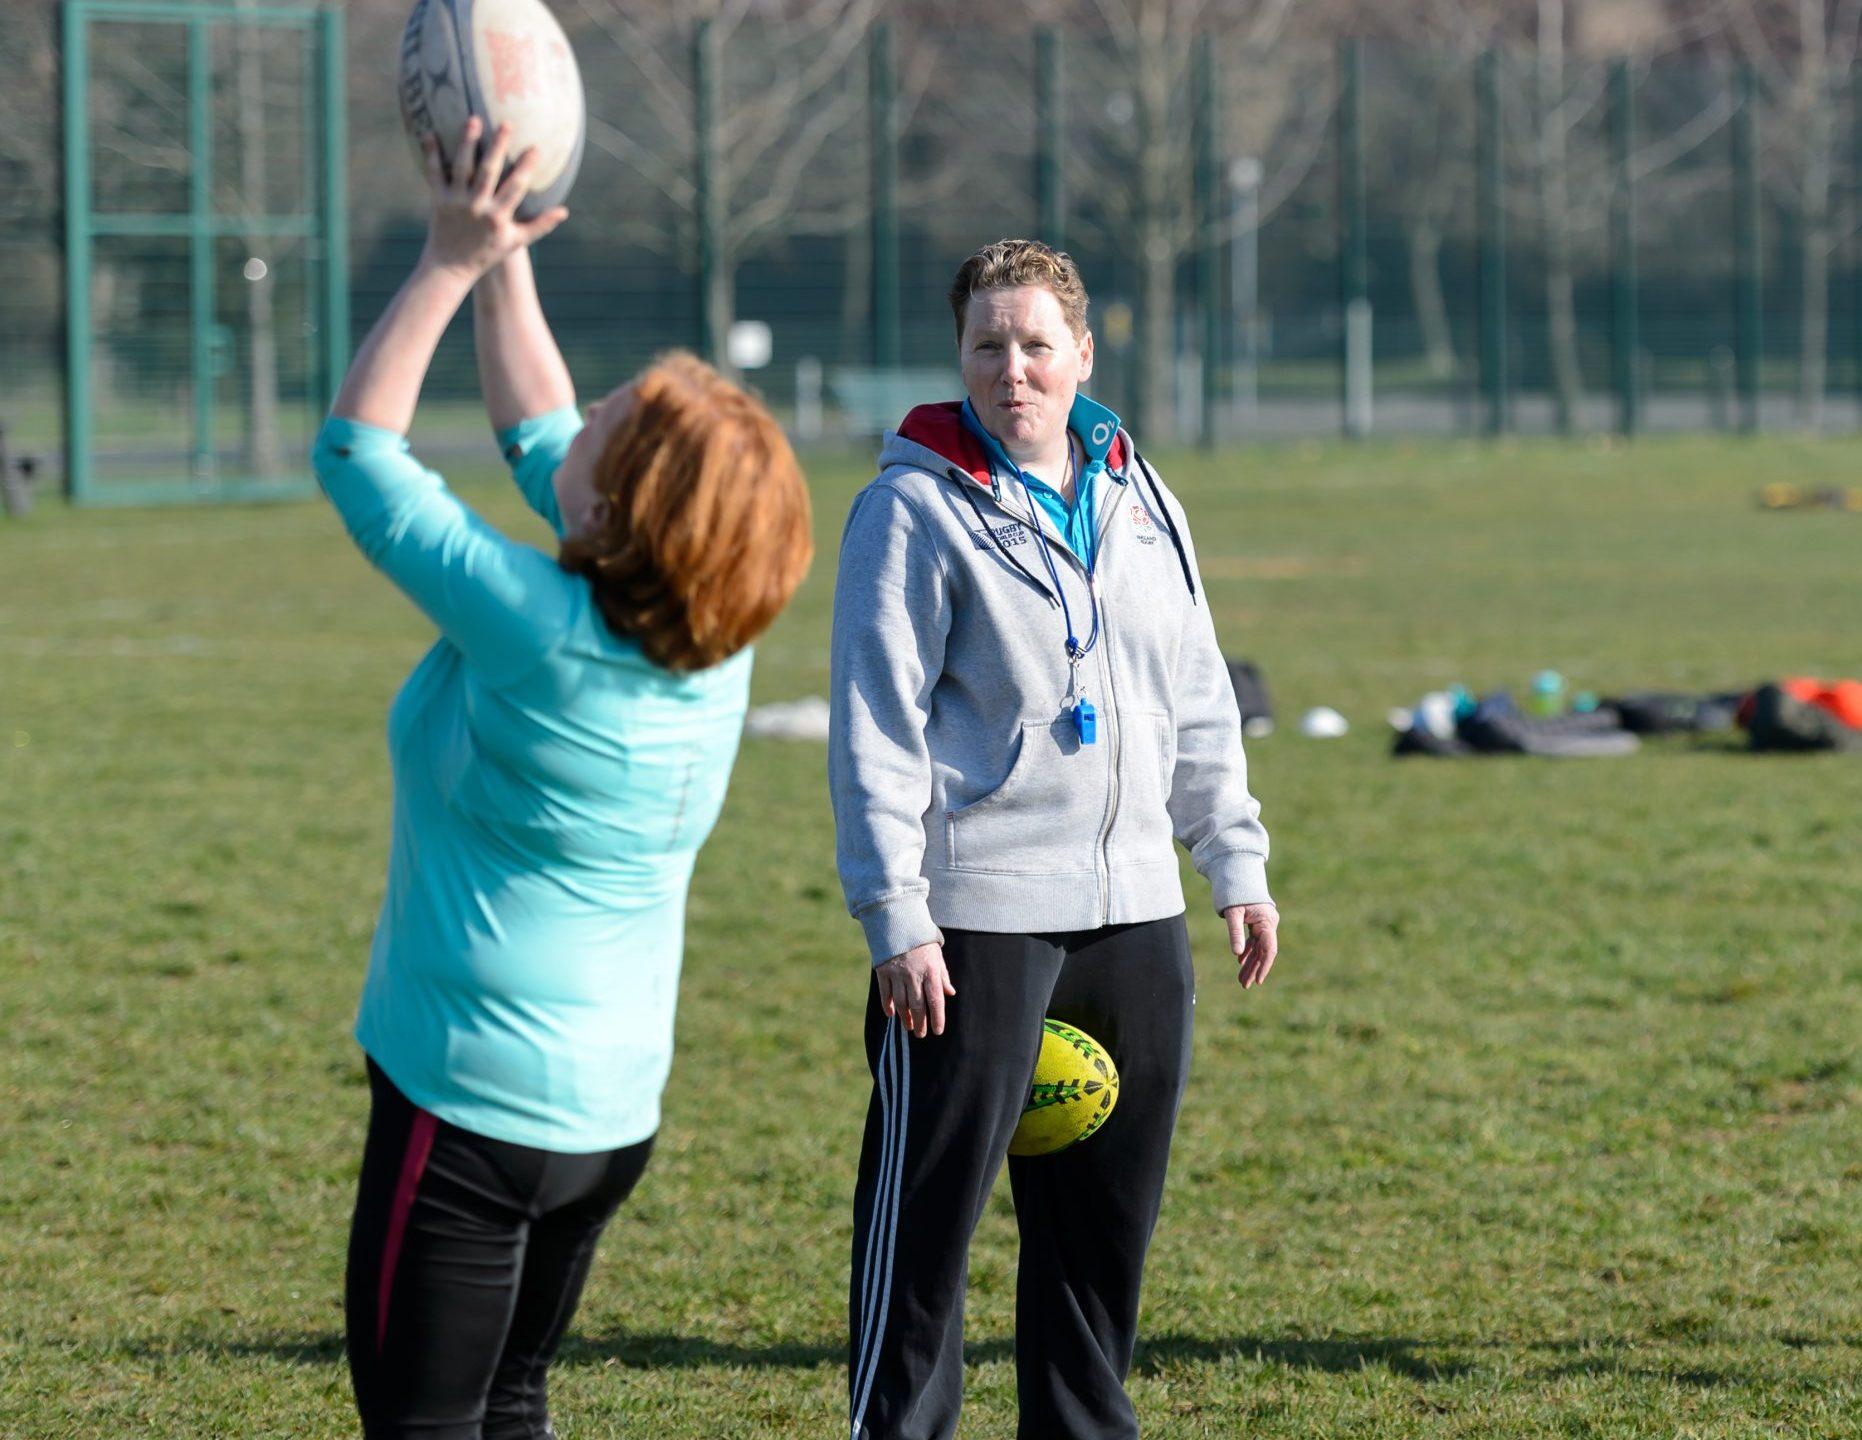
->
xmin=875 ymin=942 xmax=956 ymax=1039
xmin=419 ymin=118 xmax=568 ymax=283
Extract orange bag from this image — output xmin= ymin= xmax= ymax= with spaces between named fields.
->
xmin=1781 ymin=677 xmax=1862 ymax=730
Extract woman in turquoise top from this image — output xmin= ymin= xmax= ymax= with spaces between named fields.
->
xmin=317 ymin=121 xmax=812 ymax=1439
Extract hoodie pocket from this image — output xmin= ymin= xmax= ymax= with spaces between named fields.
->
xmin=945 ymin=716 xmax=1092 ymax=874
xmin=1108 ymin=710 xmax=1175 ymax=864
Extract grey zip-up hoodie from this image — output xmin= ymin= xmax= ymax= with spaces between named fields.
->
xmin=828 ymin=401 xmax=1270 ymax=964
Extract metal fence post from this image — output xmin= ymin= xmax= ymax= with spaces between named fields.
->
xmin=1733 ymin=64 xmax=1762 ymax=434
xmin=1478 ymin=49 xmax=1507 ymax=437
xmin=1855 ymin=74 xmax=1862 ymax=409
xmin=188 ymin=17 xmax=215 ymax=482
xmin=1339 ymin=37 xmax=1370 ymax=440
xmin=693 ymin=20 xmax=722 ymax=365
xmin=871 ymin=21 xmax=900 ymax=370
xmin=1611 ymin=59 xmax=1639 ymax=437
xmin=321 ymin=3 xmax=349 ymax=417
xmin=62 ymin=0 xmax=91 ymax=503
xmin=1231 ymin=156 xmax=1261 ymax=432
xmin=1036 ymin=28 xmax=1064 ymax=251
xmin=1195 ymin=36 xmax=1220 ymax=450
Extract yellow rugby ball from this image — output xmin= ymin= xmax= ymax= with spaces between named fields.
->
xmin=1008 ymin=1019 xmax=1120 ymax=1157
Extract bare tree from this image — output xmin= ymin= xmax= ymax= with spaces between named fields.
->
xmin=1711 ymin=0 xmax=1862 ymax=425
xmin=1360 ymin=42 xmax=1476 ymax=383
xmin=1396 ymin=0 xmax=1736 ymax=431
xmin=1406 ymin=0 xmax=1597 ymax=429
xmin=1534 ymin=0 xmax=1590 ymax=429
xmin=0 ymin=5 xmax=60 ymax=234
xmin=0 ymin=2 xmax=63 ymax=413
xmin=565 ymin=0 xmax=887 ymax=373
xmin=1066 ymin=0 xmax=1319 ymax=441
xmin=49 ymin=19 xmax=202 ymax=425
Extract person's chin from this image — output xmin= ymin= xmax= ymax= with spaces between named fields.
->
xmin=997 ymin=411 xmax=1040 ymax=442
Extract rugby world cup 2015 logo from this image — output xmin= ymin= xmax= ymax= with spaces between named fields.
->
xmin=970 ymin=521 xmax=1029 ymax=551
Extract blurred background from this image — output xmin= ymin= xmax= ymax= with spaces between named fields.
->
xmin=6 ymin=8 xmax=1862 ymax=1436
xmin=13 ymin=0 xmax=1862 ymax=506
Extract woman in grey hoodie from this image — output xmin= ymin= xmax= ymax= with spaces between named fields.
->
xmin=831 ymin=238 xmax=1278 ymax=1440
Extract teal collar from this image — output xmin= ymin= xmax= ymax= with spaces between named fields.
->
xmin=1066 ymin=392 xmax=1123 ymax=472
xmin=959 ymin=394 xmax=1125 ymax=498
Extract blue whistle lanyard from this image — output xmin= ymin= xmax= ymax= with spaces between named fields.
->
xmin=1014 ymin=468 xmax=1100 ymax=678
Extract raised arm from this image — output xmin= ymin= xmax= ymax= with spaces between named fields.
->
xmin=474 ymin=250 xmax=576 ymax=432
xmin=332 ymin=118 xmax=566 ymax=433
xmin=315 ymin=120 xmax=578 ymax=683
xmin=474 ymin=250 xmax=582 ymax=535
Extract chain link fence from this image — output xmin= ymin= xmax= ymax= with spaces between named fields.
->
xmin=11 ymin=1 xmax=1862 ymax=499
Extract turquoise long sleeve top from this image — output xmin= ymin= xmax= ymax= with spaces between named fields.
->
xmin=312 ymin=408 xmax=751 ymax=1152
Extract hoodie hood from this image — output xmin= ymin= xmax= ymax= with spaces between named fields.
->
xmin=881 ymin=397 xmax=1130 ymax=490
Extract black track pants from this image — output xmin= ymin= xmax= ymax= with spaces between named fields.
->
xmin=847 ymin=915 xmax=1196 ymax=1440
xmin=346 ymin=1059 xmax=654 ymax=1440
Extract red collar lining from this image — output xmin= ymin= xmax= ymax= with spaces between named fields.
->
xmin=893 ymin=401 xmax=1128 ymax=486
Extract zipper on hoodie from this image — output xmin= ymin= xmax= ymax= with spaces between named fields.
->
xmin=953 ymin=452 xmax=1130 ymax=921
xmin=1000 ymin=467 xmax=1126 ymax=922
xmin=1091 ymin=570 xmax=1121 ymax=925
xmin=1079 ymin=481 xmax=1125 ymax=924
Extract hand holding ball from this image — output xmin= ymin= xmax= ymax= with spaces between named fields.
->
xmin=418 ymin=117 xmax=568 ymax=279
xmin=399 ymin=0 xmax=585 ymax=222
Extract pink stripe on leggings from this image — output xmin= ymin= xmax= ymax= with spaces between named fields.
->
xmin=376 ymin=1109 xmax=439 ymax=1353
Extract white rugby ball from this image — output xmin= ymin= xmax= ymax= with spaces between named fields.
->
xmin=398 ymin=0 xmax=586 ymax=221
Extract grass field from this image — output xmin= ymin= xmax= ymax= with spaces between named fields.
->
xmin=3 ymin=434 xmax=1860 ymax=1438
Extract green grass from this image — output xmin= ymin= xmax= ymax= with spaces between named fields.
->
xmin=3 ymin=434 xmax=1860 ymax=1437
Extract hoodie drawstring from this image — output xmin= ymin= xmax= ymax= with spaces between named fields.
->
xmin=954 ymin=470 xmax=1058 ymax=604
xmin=1131 ymin=447 xmax=1199 ymax=605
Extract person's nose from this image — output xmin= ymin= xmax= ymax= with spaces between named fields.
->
xmin=1002 ymin=347 xmax=1028 ymax=386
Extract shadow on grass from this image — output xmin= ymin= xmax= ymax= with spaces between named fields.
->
xmin=126 ymin=1330 xmax=1784 ymax=1390
xmin=1133 ymin=1334 xmax=1473 ymax=1382
xmin=118 ymin=1329 xmax=1469 ymax=1382
xmin=214 ymin=1335 xmax=346 ymax=1366
xmin=552 ymin=1330 xmax=1474 ymax=1382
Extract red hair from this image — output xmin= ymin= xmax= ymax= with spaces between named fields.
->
xmin=559 ymin=353 xmax=812 ymax=671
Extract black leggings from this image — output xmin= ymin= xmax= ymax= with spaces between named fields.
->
xmin=346 ymin=1058 xmax=653 ymax=1439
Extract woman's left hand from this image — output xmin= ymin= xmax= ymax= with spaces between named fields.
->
xmin=1224 ymin=902 xmax=1279 ymax=989
xmin=419 ymin=117 xmax=568 ymax=283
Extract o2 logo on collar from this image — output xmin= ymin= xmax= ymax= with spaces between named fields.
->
xmin=1091 ymin=421 xmax=1113 ymax=448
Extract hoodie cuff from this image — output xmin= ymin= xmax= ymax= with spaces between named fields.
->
xmin=1206 ymin=851 xmax=1271 ymax=913
xmin=855 ymin=893 xmax=944 ymax=967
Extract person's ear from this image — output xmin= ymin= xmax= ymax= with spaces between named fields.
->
xmin=1077 ymin=330 xmax=1095 ymax=385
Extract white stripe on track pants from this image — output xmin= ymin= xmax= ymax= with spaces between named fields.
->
xmin=847 ymin=914 xmax=1195 ymax=1440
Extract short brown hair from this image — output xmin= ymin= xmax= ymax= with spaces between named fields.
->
xmin=559 ymin=353 xmax=813 ymax=672
xmin=948 ymin=239 xmax=1090 ymax=342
